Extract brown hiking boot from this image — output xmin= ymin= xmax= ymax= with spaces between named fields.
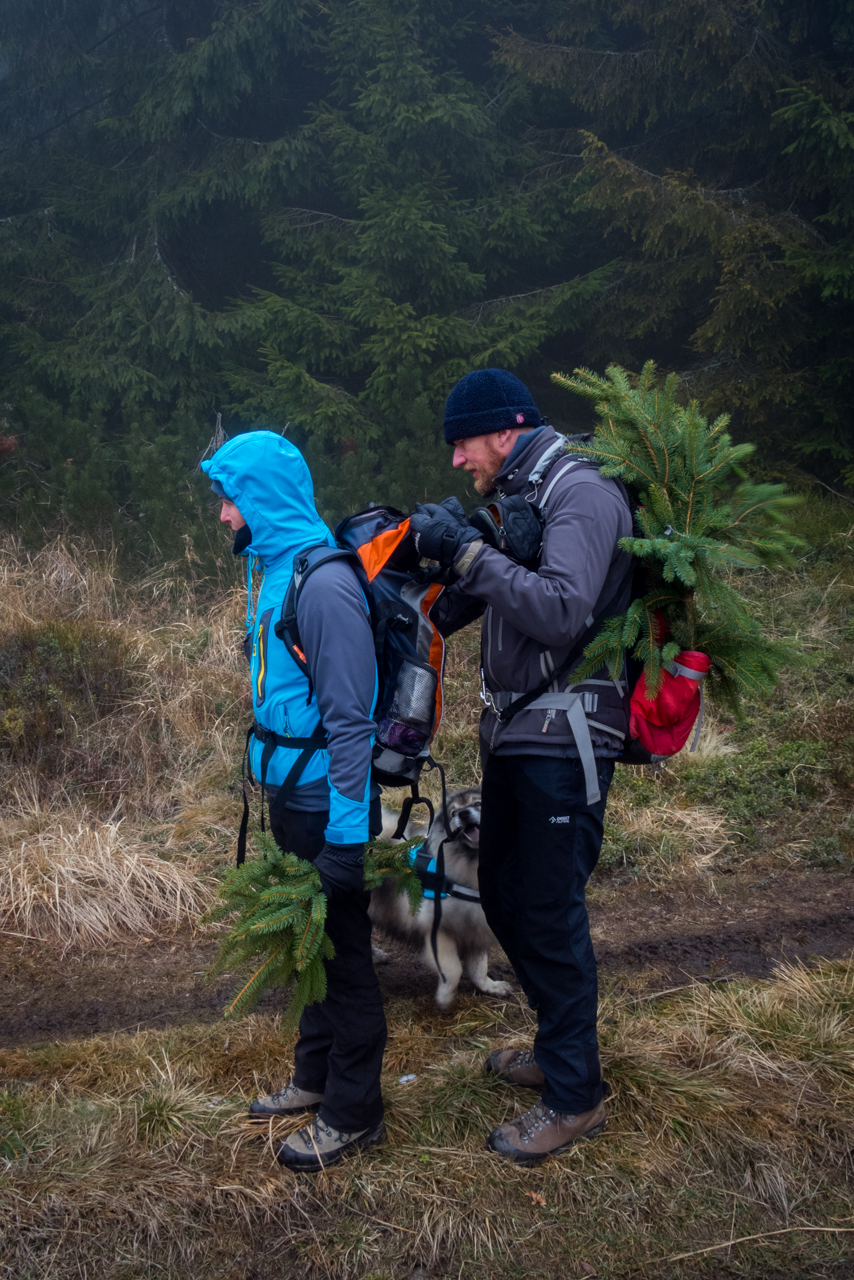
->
xmin=276 ymin=1116 xmax=386 ymax=1172
xmin=486 ymin=1097 xmax=607 ymax=1166
xmin=248 ymin=1081 xmax=324 ymax=1123
xmin=485 ymin=1048 xmax=545 ymax=1089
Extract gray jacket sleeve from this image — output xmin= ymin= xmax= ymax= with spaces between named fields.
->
xmin=455 ymin=472 xmax=632 ymax=647
xmin=297 ymin=561 xmax=377 ymax=844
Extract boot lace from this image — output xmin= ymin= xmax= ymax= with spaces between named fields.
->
xmin=269 ymin=1082 xmax=303 ymax=1107
xmin=298 ymin=1116 xmax=351 ymax=1150
xmin=515 ymin=1101 xmax=559 ymax=1144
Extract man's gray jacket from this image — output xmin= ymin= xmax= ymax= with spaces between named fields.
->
xmin=431 ymin=426 xmax=634 ymax=798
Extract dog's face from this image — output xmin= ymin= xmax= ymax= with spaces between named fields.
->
xmin=446 ymin=787 xmax=481 ymax=851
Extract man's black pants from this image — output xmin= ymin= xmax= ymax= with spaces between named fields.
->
xmin=479 ymin=752 xmax=614 ymax=1116
xmin=269 ymin=803 xmax=386 ymax=1132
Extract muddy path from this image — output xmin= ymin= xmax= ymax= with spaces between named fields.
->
xmin=1 ymin=868 xmax=852 ymax=1047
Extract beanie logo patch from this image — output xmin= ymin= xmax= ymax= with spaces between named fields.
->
xmin=516 ymin=413 xmax=524 ymax=424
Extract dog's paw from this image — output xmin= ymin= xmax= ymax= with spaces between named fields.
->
xmin=478 ymin=978 xmax=512 ymax=996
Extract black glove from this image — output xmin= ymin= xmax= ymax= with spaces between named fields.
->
xmin=313 ymin=841 xmax=366 ymax=899
xmin=410 ymin=498 xmax=482 ymax=568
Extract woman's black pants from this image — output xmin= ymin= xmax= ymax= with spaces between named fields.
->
xmin=269 ymin=802 xmax=386 ymax=1132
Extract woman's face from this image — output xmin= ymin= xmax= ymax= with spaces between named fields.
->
xmin=219 ymin=499 xmax=247 ymax=531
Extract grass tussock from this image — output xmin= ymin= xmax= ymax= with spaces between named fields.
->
xmin=0 ymin=959 xmax=852 ymax=1277
xmin=0 ymin=813 xmax=211 ymax=947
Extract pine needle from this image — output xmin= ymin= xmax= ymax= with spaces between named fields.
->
xmin=205 ymin=832 xmax=423 ymax=1027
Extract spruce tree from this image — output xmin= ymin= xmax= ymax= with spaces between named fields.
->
xmin=207 ymin=832 xmax=423 ymax=1023
xmin=555 ymin=362 xmax=803 ymax=713
xmin=0 ymin=0 xmax=615 ymax=550
xmin=227 ymin=0 xmax=615 ymax=519
xmin=495 ymin=0 xmax=854 ymax=486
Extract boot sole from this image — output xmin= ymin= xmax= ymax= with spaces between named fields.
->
xmin=247 ymin=1102 xmax=322 ymax=1125
xmin=486 ymin=1120 xmax=606 ymax=1167
xmin=277 ymin=1120 xmax=387 ymax=1173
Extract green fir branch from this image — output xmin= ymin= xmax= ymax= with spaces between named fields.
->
xmin=552 ymin=361 xmax=804 ymax=713
xmin=205 ymin=832 xmax=424 ymax=1027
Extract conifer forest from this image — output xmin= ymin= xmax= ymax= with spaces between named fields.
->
xmin=1 ymin=5 xmax=854 ymax=1280
xmin=1 ymin=0 xmax=853 ymax=556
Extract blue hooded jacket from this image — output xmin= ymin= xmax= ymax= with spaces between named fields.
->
xmin=202 ymin=431 xmax=377 ymax=844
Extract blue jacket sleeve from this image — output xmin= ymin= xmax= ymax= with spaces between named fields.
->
xmin=297 ymin=561 xmax=377 ymax=844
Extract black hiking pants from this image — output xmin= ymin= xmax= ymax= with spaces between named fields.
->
xmin=269 ymin=800 xmax=386 ymax=1132
xmin=479 ymin=752 xmax=614 ymax=1116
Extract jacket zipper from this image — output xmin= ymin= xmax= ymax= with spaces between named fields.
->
xmin=255 ymin=608 xmax=274 ymax=705
xmin=483 ymin=606 xmax=501 ymax=750
xmin=485 ymin=605 xmax=498 ymax=686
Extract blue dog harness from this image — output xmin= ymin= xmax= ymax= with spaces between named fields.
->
xmin=408 ymin=842 xmax=481 ymax=903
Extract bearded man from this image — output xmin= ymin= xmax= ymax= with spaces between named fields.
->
xmin=410 ymin=368 xmax=634 ymax=1166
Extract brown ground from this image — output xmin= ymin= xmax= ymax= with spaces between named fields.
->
xmin=2 ymin=866 xmax=852 ymax=1047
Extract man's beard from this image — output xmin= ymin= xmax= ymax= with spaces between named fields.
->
xmin=472 ymin=441 xmax=506 ymax=495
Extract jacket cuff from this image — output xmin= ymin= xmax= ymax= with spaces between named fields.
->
xmin=326 ymin=784 xmax=370 ymax=845
xmin=454 ymin=538 xmax=484 ymax=577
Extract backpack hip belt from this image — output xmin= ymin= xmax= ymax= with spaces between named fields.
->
xmin=236 ymin=720 xmax=329 ymax=866
xmin=480 ymin=675 xmax=621 ymax=807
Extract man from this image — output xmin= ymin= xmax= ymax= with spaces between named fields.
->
xmin=201 ymin=430 xmax=386 ymax=1173
xmin=410 ymin=368 xmax=634 ymax=1167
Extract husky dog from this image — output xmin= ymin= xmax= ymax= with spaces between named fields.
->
xmin=369 ymin=787 xmax=512 ymax=1009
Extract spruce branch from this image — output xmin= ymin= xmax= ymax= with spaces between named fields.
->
xmin=554 ymin=361 xmax=804 ymax=709
xmin=205 ymin=832 xmax=424 ymax=1027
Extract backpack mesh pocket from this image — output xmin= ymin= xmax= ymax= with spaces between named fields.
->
xmin=376 ymin=660 xmax=437 ymax=757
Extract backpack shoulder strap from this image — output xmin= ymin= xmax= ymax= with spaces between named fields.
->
xmin=274 ymin=544 xmax=364 ymax=678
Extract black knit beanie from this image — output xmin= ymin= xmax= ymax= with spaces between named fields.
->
xmin=443 ymin=368 xmax=541 ymax=443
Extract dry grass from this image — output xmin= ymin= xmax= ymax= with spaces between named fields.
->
xmin=0 ymin=812 xmax=211 ymax=947
xmin=604 ymin=793 xmax=732 ymax=881
xmin=0 ymin=520 xmax=853 ymax=1275
xmin=0 ymin=536 xmax=248 ymax=950
xmin=0 ymin=959 xmax=852 ymax=1277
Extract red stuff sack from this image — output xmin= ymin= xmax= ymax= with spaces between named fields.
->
xmin=629 ymin=651 xmax=711 ymax=757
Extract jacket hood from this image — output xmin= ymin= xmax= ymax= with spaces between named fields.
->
xmin=201 ymin=431 xmax=333 ymax=564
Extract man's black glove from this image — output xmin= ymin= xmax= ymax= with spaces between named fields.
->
xmin=410 ymin=497 xmax=482 ymax=568
xmin=314 ymin=841 xmax=366 ymax=899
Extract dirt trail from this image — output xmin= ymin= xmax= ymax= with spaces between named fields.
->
xmin=1 ymin=869 xmax=852 ymax=1046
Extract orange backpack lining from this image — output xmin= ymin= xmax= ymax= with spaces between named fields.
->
xmin=356 ymin=519 xmax=411 ymax=582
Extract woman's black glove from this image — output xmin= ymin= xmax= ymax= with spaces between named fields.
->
xmin=314 ymin=841 xmax=366 ymax=898
xmin=410 ymin=498 xmax=481 ymax=568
